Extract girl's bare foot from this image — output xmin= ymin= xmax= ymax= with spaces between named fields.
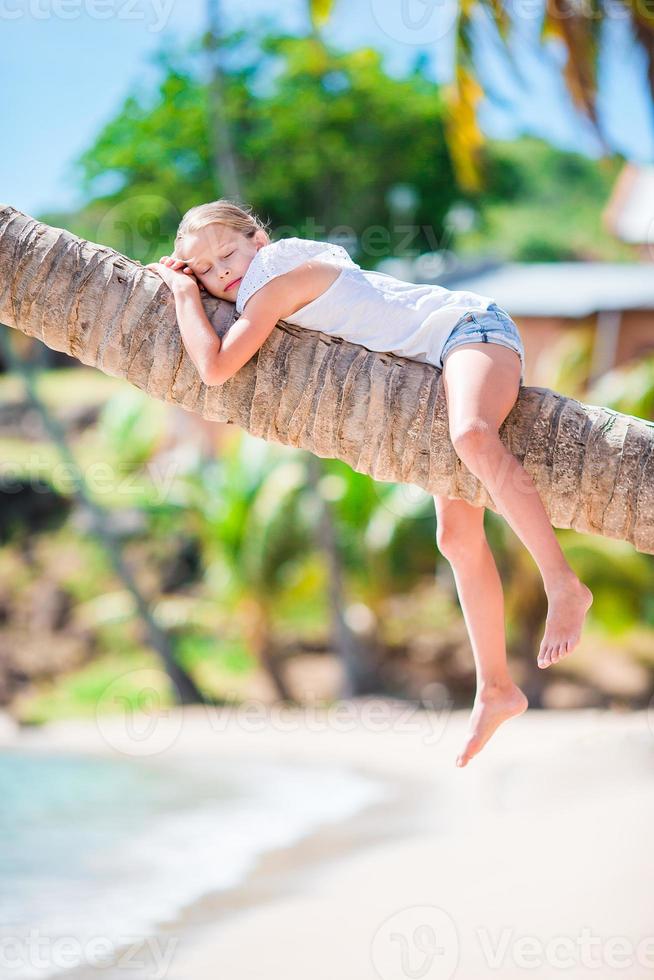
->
xmin=537 ymin=577 xmax=593 ymax=669
xmin=455 ymin=682 xmax=528 ymax=768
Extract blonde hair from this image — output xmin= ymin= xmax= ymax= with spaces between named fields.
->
xmin=174 ymin=199 xmax=271 ymax=256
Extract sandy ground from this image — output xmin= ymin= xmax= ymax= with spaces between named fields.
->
xmin=2 ymin=700 xmax=654 ymax=979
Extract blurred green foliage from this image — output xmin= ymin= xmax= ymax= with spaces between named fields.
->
xmin=39 ymin=22 xmax=631 ymax=266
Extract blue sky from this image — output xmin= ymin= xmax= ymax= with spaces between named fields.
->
xmin=3 ymin=0 xmax=654 ymax=218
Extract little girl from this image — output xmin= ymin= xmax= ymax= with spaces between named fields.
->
xmin=147 ymin=200 xmax=593 ymax=768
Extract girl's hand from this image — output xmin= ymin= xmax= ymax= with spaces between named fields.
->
xmin=145 ymin=256 xmax=206 ymax=293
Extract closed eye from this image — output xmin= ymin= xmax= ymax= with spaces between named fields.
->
xmin=198 ymin=251 xmax=233 ymax=274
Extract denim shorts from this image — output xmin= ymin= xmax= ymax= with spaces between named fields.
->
xmin=440 ymin=302 xmax=525 ymax=385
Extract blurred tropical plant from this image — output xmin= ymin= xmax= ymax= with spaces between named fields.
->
xmin=96 ymin=388 xmax=166 ymax=475
xmin=524 ymin=321 xmax=596 ymax=399
xmin=562 ymin=533 xmax=654 ymax=635
xmin=178 ymin=437 xmax=323 ymax=699
xmin=150 ymin=429 xmax=445 ymax=701
xmin=586 ymin=354 xmax=654 ymax=422
xmin=455 ymin=138 xmax=627 ymax=262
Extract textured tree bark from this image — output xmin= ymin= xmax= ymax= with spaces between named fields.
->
xmin=2 ymin=204 xmax=654 ymax=553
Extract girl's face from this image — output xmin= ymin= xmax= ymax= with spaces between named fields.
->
xmin=177 ymin=224 xmax=270 ymax=300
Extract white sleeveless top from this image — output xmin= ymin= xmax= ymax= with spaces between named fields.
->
xmin=235 ymin=237 xmax=496 ymax=367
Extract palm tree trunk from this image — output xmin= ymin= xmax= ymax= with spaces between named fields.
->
xmin=2 ymin=204 xmax=654 ymax=554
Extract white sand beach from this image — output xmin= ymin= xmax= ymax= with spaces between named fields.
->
xmin=3 ymin=701 xmax=654 ymax=980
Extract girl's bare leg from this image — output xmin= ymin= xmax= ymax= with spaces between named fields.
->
xmin=441 ymin=343 xmax=593 ymax=675
xmin=434 ymin=494 xmax=528 ymax=767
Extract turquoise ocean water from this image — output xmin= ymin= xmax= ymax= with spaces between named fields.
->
xmin=0 ymin=748 xmax=387 ymax=978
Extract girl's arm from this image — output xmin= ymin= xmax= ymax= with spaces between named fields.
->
xmin=207 ymin=263 xmax=341 ymax=384
xmin=205 ymin=283 xmax=287 ymax=386
xmin=146 ymin=258 xmax=289 ymax=387
xmin=146 ymin=257 xmax=221 ymax=384
xmin=173 ymin=284 xmax=225 ymax=385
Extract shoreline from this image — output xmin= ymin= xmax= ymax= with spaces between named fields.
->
xmin=3 ymin=702 xmax=654 ymax=979
xmin=1 ymin=700 xmax=441 ymax=980
xmin=133 ymin=762 xmax=433 ymax=980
